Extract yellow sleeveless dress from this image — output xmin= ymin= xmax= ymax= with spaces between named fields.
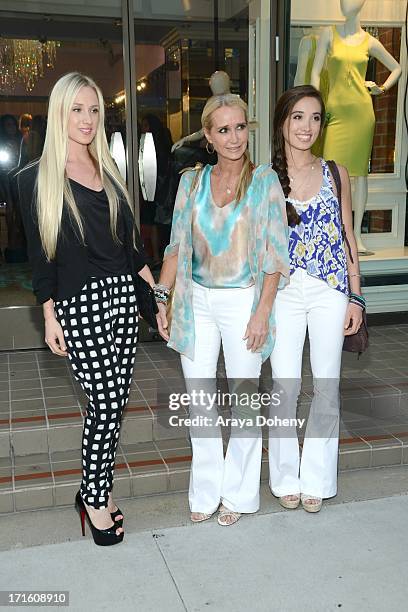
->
xmin=322 ymin=26 xmax=375 ymax=176
xmin=302 ymin=35 xmax=329 ymax=157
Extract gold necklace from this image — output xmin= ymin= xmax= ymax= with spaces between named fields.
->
xmin=287 ymin=157 xmax=316 ymax=186
xmin=213 ymin=167 xmax=241 ymax=196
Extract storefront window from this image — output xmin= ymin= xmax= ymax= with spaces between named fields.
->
xmin=288 ymin=23 xmax=401 ymax=175
xmin=289 ymin=0 xmax=406 ymax=252
xmin=0 ymin=2 xmax=126 ymax=311
xmin=132 ymin=0 xmax=250 ymax=268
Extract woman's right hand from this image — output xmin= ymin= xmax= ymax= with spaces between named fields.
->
xmin=45 ymin=316 xmax=67 ymax=356
xmin=156 ymin=303 xmax=170 ymax=342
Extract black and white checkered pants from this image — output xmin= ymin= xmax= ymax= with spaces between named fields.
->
xmin=55 ymin=274 xmax=138 ymax=509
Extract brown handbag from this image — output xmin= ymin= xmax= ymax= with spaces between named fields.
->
xmin=326 ymin=160 xmax=369 ymax=356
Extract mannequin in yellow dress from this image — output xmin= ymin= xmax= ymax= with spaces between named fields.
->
xmin=311 ymin=0 xmax=401 ymax=253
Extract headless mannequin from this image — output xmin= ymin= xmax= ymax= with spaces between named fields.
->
xmin=171 ymin=71 xmax=231 ymax=152
xmin=311 ymin=0 xmax=401 ymax=253
xmin=294 ymin=28 xmax=324 ymax=86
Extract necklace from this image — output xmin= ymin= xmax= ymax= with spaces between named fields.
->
xmin=288 ymin=157 xmax=316 ymax=186
xmin=212 ymin=166 xmax=241 ymax=196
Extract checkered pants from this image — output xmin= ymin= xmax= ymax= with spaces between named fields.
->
xmin=55 ymin=275 xmax=138 ymax=509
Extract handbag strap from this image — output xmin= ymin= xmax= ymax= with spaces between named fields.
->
xmin=326 ymin=159 xmax=354 ymax=265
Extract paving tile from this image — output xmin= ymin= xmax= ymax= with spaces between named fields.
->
xmin=14 ymin=461 xmax=52 ymax=489
xmin=47 ymin=408 xmax=82 ymax=426
xmin=0 ymin=431 xmax=11 ymax=458
xmin=11 ymin=428 xmax=48 ymax=456
xmin=0 ymin=412 xmax=10 ymax=432
xmin=154 ymin=438 xmax=191 ymax=452
xmin=48 ymin=425 xmax=83 ymax=453
xmin=0 ymin=491 xmax=13 ymax=513
xmin=9 ymin=353 xmax=36 ymax=364
xmin=43 ymin=385 xmax=76 ymax=399
xmin=126 ymin=451 xmax=166 ymax=475
xmin=54 ymin=481 xmax=80 ymax=507
xmin=14 ymin=487 xmax=54 ymax=511
xmin=339 ymin=446 xmax=371 ymax=470
xmin=41 ymin=376 xmax=74 ymax=388
xmin=120 ymin=416 xmax=153 ymax=445
xmin=11 ymin=398 xmax=44 ymax=412
xmin=0 ymin=466 xmax=12 ymax=490
xmin=110 ymin=475 xmax=131 ymax=499
xmin=119 ymin=441 xmax=157 ymax=454
xmin=130 ymin=471 xmax=168 ymax=496
xmin=370 ymin=441 xmax=403 ymax=467
xmin=15 ymin=453 xmax=50 ymax=467
xmin=168 ymin=468 xmax=190 ymax=492
xmin=44 ymin=396 xmax=79 ymax=410
xmin=10 ymin=412 xmax=46 ymax=429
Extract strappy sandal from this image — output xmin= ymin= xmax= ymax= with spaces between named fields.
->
xmin=190 ymin=511 xmax=213 ymax=523
xmin=217 ymin=504 xmax=242 ymax=526
xmin=279 ymin=494 xmax=300 ymax=510
xmin=301 ymin=494 xmax=322 ymax=513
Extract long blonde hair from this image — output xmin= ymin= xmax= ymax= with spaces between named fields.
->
xmin=36 ymin=72 xmax=133 ymax=261
xmin=197 ymin=93 xmax=253 ymax=202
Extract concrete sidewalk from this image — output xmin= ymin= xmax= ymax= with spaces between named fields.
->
xmin=1 ymin=468 xmax=407 ymax=612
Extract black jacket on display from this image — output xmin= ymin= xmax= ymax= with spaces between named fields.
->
xmin=18 ymin=162 xmax=147 ymax=305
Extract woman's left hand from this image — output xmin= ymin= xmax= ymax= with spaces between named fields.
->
xmin=243 ymin=309 xmax=269 ymax=352
xmin=344 ymin=303 xmax=363 ymax=336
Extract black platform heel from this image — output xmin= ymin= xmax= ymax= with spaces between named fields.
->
xmin=111 ymin=508 xmax=124 ymax=528
xmin=75 ymin=492 xmax=124 ymax=546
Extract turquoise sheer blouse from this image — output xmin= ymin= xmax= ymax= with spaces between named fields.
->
xmin=163 ymin=164 xmax=290 ymax=362
xmin=192 ymin=165 xmax=252 ymax=288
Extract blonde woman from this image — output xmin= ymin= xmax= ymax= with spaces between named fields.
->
xmin=18 ymin=72 xmax=156 ymax=546
xmin=155 ymin=94 xmax=289 ymax=526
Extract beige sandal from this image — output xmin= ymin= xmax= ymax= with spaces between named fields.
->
xmin=301 ymin=494 xmax=322 ymax=513
xmin=217 ymin=505 xmax=242 ymax=526
xmin=190 ymin=511 xmax=213 ymax=523
xmin=279 ymin=494 xmax=300 ymax=510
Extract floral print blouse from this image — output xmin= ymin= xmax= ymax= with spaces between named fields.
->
xmin=288 ymin=158 xmax=349 ymax=295
xmin=163 ymin=164 xmax=290 ymax=362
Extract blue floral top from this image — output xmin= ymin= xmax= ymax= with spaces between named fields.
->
xmin=164 ymin=164 xmax=290 ymax=362
xmin=288 ymin=158 xmax=349 ymax=295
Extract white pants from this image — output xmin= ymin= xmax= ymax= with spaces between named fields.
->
xmin=269 ymin=268 xmax=348 ymax=499
xmin=181 ymin=281 xmax=262 ymax=514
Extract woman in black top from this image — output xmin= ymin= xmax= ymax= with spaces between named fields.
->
xmin=19 ymin=72 xmax=156 ymax=546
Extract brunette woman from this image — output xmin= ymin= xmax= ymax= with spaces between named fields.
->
xmin=269 ymin=85 xmax=364 ymax=513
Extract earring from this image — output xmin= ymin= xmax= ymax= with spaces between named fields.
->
xmin=206 ymin=142 xmax=215 ymax=154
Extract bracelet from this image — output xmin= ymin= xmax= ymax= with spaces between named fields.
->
xmin=153 ymin=284 xmax=170 ymax=305
xmin=379 ymin=85 xmax=387 ymax=94
xmin=349 ymin=273 xmax=361 ymax=278
xmin=349 ymin=292 xmax=366 ymax=309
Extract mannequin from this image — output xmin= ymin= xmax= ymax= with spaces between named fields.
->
xmin=294 ymin=28 xmax=330 ymax=157
xmin=311 ymin=0 xmax=401 ymax=253
xmin=171 ymin=71 xmax=231 ymax=152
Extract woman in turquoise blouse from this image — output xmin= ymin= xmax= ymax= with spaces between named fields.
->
xmin=155 ymin=94 xmax=289 ymax=526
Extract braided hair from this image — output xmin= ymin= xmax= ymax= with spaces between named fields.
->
xmin=272 ymin=85 xmax=326 ymax=226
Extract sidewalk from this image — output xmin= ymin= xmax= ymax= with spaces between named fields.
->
xmin=1 ymin=467 xmax=407 ymax=612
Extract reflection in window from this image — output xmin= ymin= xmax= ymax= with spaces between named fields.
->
xmin=361 ymin=209 xmax=392 ymax=234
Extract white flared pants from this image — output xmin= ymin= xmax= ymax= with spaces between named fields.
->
xmin=269 ymin=269 xmax=348 ymax=499
xmin=180 ymin=281 xmax=262 ymax=513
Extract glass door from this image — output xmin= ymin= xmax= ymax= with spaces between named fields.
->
xmin=132 ymin=0 xmax=251 ymax=268
xmin=0 ymin=1 xmax=127 ymax=349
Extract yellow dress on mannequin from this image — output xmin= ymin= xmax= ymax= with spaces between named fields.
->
xmin=323 ymin=26 xmax=375 ymax=176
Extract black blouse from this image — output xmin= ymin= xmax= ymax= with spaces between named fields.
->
xmin=18 ymin=162 xmax=147 ymax=304
xmin=69 ymin=179 xmax=129 ymax=277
